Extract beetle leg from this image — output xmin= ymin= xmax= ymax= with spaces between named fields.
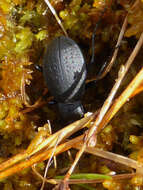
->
xmin=86 ymin=59 xmax=110 ymax=89
xmin=87 ymin=8 xmax=107 ymax=77
xmin=86 ymin=41 xmax=121 ymax=86
xmin=88 ymin=23 xmax=100 ymax=69
xmin=88 ymin=7 xmax=107 ymax=70
xmin=87 ymin=8 xmax=126 ymax=84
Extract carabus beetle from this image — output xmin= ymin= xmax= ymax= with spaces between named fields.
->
xmin=43 ymin=36 xmax=86 ymax=121
xmin=35 ymin=7 xmax=108 ymax=121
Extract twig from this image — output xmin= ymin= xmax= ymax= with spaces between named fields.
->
xmin=44 ymin=0 xmax=68 ymax=36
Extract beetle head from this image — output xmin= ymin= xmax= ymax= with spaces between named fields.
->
xmin=58 ymin=101 xmax=84 ymax=121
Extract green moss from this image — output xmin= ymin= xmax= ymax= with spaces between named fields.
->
xmin=20 ymin=10 xmax=37 ymax=24
xmin=0 ymin=0 xmax=13 ymax=14
xmin=0 ymin=102 xmax=9 ymax=120
xmin=4 ymin=182 xmax=13 ymax=190
xmin=0 ymin=120 xmax=7 ymax=129
xmin=14 ymin=27 xmax=34 ymax=53
xmin=35 ymin=30 xmax=47 ymax=41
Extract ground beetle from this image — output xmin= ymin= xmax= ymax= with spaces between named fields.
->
xmin=36 ymin=8 xmax=108 ymax=121
xmin=43 ymin=36 xmax=86 ymax=121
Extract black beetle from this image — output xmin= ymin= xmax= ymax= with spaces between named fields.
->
xmin=36 ymin=8 xmax=108 ymax=121
xmin=43 ymin=36 xmax=86 ymax=120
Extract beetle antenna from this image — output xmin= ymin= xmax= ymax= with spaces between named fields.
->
xmin=89 ymin=7 xmax=107 ymax=68
xmin=90 ymin=23 xmax=100 ymax=66
xmin=44 ymin=0 xmax=68 ymax=37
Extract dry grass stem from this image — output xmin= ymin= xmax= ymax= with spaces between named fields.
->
xmin=97 ymin=67 xmax=143 ymax=133
xmin=40 ymin=132 xmax=64 ymax=190
xmin=32 ymin=164 xmax=135 ymax=185
xmin=32 ymin=165 xmax=57 ymax=185
xmin=129 ymin=82 xmax=143 ymax=98
xmin=91 ymin=33 xmax=143 ymax=135
xmin=0 ymin=114 xmax=94 ymax=173
xmin=21 ymin=96 xmax=53 ymax=113
xmin=75 ymin=144 xmax=139 ymax=169
xmin=44 ymin=0 xmax=68 ymax=36
xmin=0 ymin=135 xmax=83 ymax=180
xmin=60 ymin=32 xmax=143 ymax=187
xmin=21 ymin=73 xmax=45 ymax=109
xmin=27 ymin=113 xmax=95 ymax=156
xmin=21 ymin=73 xmax=31 ymax=107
